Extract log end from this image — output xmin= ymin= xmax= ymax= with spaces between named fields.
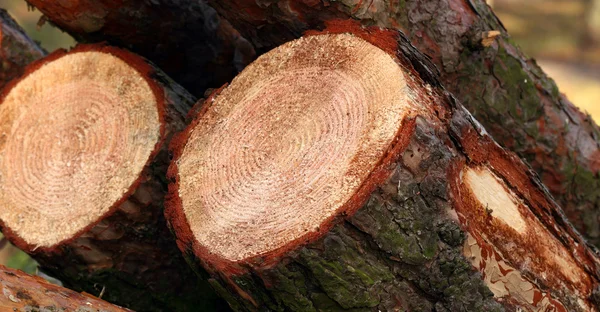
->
xmin=167 ymin=33 xmax=417 ymax=267
xmin=0 ymin=44 xmax=164 ymax=251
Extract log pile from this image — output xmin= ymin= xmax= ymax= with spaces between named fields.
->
xmin=0 ymin=3 xmax=598 ymax=312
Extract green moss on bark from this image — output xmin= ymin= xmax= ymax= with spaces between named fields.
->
xmin=0 ymin=9 xmax=46 ymax=89
xmin=198 ymin=120 xmax=503 ymax=312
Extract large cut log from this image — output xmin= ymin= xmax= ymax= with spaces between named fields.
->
xmin=0 ymin=44 xmax=226 ymax=311
xmin=24 ymin=0 xmax=255 ymax=96
xmin=0 ymin=9 xmax=45 ymax=90
xmin=0 ymin=264 xmax=130 ymax=311
xmin=204 ymin=0 xmax=600 ymax=249
xmin=166 ymin=22 xmax=600 ymax=311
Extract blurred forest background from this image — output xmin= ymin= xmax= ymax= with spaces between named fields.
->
xmin=0 ymin=0 xmax=598 ymax=281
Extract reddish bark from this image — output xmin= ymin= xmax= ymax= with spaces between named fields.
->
xmin=0 ymin=264 xmax=130 ymax=311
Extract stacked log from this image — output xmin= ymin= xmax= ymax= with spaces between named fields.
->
xmin=0 ymin=44 xmax=225 ymax=311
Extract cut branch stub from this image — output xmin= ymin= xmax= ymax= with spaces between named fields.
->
xmin=0 ymin=45 xmax=226 ymax=311
xmin=167 ymin=25 xmax=600 ymax=312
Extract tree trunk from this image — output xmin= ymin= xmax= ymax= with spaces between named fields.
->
xmin=0 ymin=9 xmax=45 ymax=90
xmin=24 ymin=0 xmax=256 ymax=96
xmin=195 ymin=0 xmax=600 ymax=250
xmin=0 ymin=264 xmax=130 ymax=311
xmin=0 ymin=44 xmax=226 ymax=312
xmin=166 ymin=23 xmax=600 ymax=312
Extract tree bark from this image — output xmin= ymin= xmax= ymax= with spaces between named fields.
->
xmin=24 ymin=0 xmax=256 ymax=96
xmin=0 ymin=264 xmax=130 ymax=311
xmin=0 ymin=9 xmax=45 ymax=90
xmin=199 ymin=0 xmax=600 ymax=250
xmin=166 ymin=23 xmax=600 ymax=312
xmin=583 ymin=0 xmax=600 ymax=47
xmin=0 ymin=44 xmax=227 ymax=312
xmin=27 ymin=0 xmax=600 ymax=247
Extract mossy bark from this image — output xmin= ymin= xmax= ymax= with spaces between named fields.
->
xmin=200 ymin=125 xmax=504 ymax=311
xmin=0 ymin=45 xmax=228 ymax=312
xmin=0 ymin=9 xmax=45 ymax=90
xmin=202 ymin=0 xmax=600 ymax=250
xmin=169 ymin=28 xmax=600 ymax=312
xmin=0 ymin=264 xmax=130 ymax=311
xmin=25 ymin=0 xmax=255 ymax=96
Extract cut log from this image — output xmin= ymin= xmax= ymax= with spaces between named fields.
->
xmin=204 ymin=0 xmax=600 ymax=249
xmin=0 ymin=44 xmax=226 ymax=311
xmin=24 ymin=0 xmax=255 ymax=96
xmin=166 ymin=23 xmax=600 ymax=311
xmin=0 ymin=264 xmax=130 ymax=311
xmin=0 ymin=9 xmax=45 ymax=90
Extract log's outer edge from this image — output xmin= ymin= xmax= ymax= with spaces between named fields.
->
xmin=0 ymin=43 xmax=166 ymax=254
xmin=0 ymin=264 xmax=131 ymax=311
xmin=0 ymin=9 xmax=46 ymax=90
xmin=167 ymin=23 xmax=600 ymax=311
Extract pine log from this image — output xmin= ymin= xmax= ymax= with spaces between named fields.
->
xmin=203 ymin=0 xmax=600 ymax=249
xmin=23 ymin=0 xmax=255 ymax=96
xmin=166 ymin=22 xmax=600 ymax=311
xmin=0 ymin=44 xmax=226 ymax=311
xmin=0 ymin=9 xmax=45 ymax=90
xmin=0 ymin=264 xmax=130 ymax=311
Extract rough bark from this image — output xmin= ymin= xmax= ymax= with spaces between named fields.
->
xmin=0 ymin=9 xmax=45 ymax=90
xmin=166 ymin=23 xmax=600 ymax=312
xmin=27 ymin=0 xmax=600 ymax=247
xmin=24 ymin=0 xmax=256 ymax=96
xmin=0 ymin=44 xmax=227 ymax=312
xmin=0 ymin=264 xmax=130 ymax=311
xmin=201 ymin=0 xmax=600 ymax=249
